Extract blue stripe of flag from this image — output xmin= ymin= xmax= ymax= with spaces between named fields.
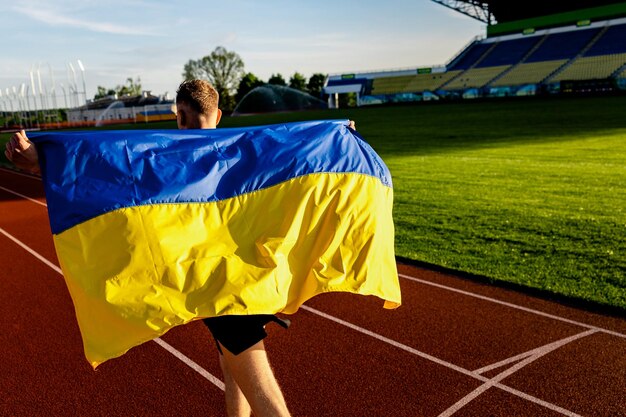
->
xmin=31 ymin=120 xmax=391 ymax=235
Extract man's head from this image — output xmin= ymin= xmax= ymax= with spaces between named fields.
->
xmin=175 ymin=80 xmax=222 ymax=129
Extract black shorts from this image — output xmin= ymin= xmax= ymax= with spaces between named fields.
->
xmin=202 ymin=314 xmax=290 ymax=355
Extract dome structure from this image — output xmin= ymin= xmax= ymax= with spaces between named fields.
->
xmin=232 ymin=84 xmax=327 ymax=115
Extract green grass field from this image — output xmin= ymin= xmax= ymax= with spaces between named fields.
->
xmin=2 ymin=95 xmax=625 ymax=310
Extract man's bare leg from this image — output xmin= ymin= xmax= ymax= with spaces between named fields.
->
xmin=219 ymin=340 xmax=290 ymax=417
xmin=220 ymin=355 xmax=252 ymax=417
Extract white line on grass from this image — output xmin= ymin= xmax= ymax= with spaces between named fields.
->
xmin=301 ymin=305 xmax=581 ymax=417
xmin=0 ymin=224 xmax=226 ymax=392
xmin=399 ymin=273 xmax=626 ymax=339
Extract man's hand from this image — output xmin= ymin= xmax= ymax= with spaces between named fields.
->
xmin=348 ymin=120 xmax=356 ymax=130
xmin=4 ymin=130 xmax=41 ymax=175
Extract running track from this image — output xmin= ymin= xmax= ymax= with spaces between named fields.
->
xmin=1 ymin=168 xmax=625 ymax=417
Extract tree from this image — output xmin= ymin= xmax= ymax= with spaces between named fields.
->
xmin=118 ymin=77 xmax=142 ymax=96
xmin=267 ymin=73 xmax=286 ymax=86
xmin=307 ymin=73 xmax=327 ymax=98
xmin=94 ymin=86 xmax=114 ymax=100
xmin=288 ymin=72 xmax=307 ymax=91
xmin=183 ymin=46 xmax=244 ymax=112
xmin=235 ymin=72 xmax=264 ymax=104
xmin=94 ymin=77 xmax=142 ymax=100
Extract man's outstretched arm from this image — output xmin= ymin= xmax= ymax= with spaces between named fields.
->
xmin=4 ymin=130 xmax=40 ymax=175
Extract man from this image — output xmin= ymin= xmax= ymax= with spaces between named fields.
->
xmin=6 ymin=79 xmax=291 ymax=417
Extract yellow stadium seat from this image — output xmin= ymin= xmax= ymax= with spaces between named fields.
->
xmin=490 ymin=60 xmax=567 ymax=86
xmin=548 ymin=53 xmax=626 ymax=81
xmin=442 ymin=66 xmax=510 ymax=90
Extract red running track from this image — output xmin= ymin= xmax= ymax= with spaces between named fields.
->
xmin=1 ymin=168 xmax=625 ymax=417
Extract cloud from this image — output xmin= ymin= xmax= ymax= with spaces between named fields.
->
xmin=13 ymin=4 xmax=158 ymax=36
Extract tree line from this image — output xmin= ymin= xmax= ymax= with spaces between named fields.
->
xmin=183 ymin=46 xmax=326 ymax=112
xmin=94 ymin=46 xmax=327 ymax=113
xmin=94 ymin=77 xmax=142 ymax=100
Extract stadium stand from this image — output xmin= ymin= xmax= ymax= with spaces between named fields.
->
xmin=550 ymin=53 xmax=626 ymax=81
xmin=585 ymin=23 xmax=626 ymax=56
xmin=405 ymin=71 xmax=462 ymax=91
xmin=526 ymin=28 xmax=602 ymax=62
xmin=444 ymin=36 xmax=543 ymax=90
xmin=323 ymin=2 xmax=626 ymax=106
xmin=370 ymin=75 xmax=414 ymax=95
xmin=443 ymin=66 xmax=510 ymax=90
xmin=371 ymin=71 xmax=461 ymax=94
xmin=490 ymin=60 xmax=567 ymax=86
xmin=447 ymin=42 xmax=495 ymax=70
xmin=490 ymin=27 xmax=603 ymax=86
xmin=548 ymin=23 xmax=626 ymax=81
xmin=477 ymin=37 xmax=543 ymax=68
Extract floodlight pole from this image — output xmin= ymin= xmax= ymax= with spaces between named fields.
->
xmin=59 ymin=83 xmax=68 ymax=109
xmin=60 ymin=83 xmax=71 ymax=126
xmin=37 ymin=64 xmax=46 ymax=110
xmin=6 ymin=88 xmax=14 ymax=127
xmin=30 ymin=68 xmax=41 ymax=128
xmin=0 ymin=90 xmax=5 ymax=128
xmin=38 ymin=65 xmax=47 ymax=125
xmin=1 ymin=101 xmax=7 ymax=129
xmin=24 ymin=85 xmax=32 ymax=128
xmin=19 ymin=83 xmax=29 ymax=129
xmin=12 ymin=86 xmax=22 ymax=127
xmin=68 ymin=62 xmax=78 ymax=108
xmin=48 ymin=63 xmax=58 ymax=109
xmin=77 ymin=60 xmax=87 ymax=106
xmin=5 ymin=89 xmax=12 ymax=113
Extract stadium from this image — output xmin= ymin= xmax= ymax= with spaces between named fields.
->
xmin=324 ymin=0 xmax=626 ymax=105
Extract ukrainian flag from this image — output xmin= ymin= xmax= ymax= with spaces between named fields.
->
xmin=32 ymin=120 xmax=400 ymax=368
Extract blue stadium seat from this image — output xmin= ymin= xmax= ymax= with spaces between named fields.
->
xmin=585 ymin=23 xmax=626 ymax=56
xmin=448 ymin=43 xmax=492 ymax=70
xmin=476 ymin=37 xmax=540 ymax=67
xmin=526 ymin=28 xmax=600 ymax=62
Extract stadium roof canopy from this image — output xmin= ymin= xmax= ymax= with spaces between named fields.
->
xmin=431 ymin=0 xmax=625 ymax=24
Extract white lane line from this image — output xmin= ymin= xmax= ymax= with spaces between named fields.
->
xmin=0 ymin=225 xmax=225 ymax=391
xmin=302 ymin=305 xmax=485 ymax=380
xmin=0 ymin=226 xmax=61 ymax=274
xmin=0 ymin=167 xmax=41 ymax=180
xmin=472 ymin=327 xmax=600 ymax=374
xmin=474 ymin=348 xmax=537 ymax=375
xmin=302 ymin=305 xmax=583 ymax=417
xmin=437 ymin=329 xmax=596 ymax=417
xmin=0 ymin=185 xmax=47 ymax=207
xmin=399 ymin=273 xmax=626 ymax=339
xmin=153 ymin=338 xmax=225 ymax=391
xmin=496 ymin=384 xmax=584 ymax=417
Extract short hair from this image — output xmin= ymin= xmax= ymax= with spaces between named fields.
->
xmin=176 ymin=79 xmax=219 ymax=115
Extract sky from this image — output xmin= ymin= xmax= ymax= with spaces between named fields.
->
xmin=0 ymin=0 xmax=485 ymax=103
